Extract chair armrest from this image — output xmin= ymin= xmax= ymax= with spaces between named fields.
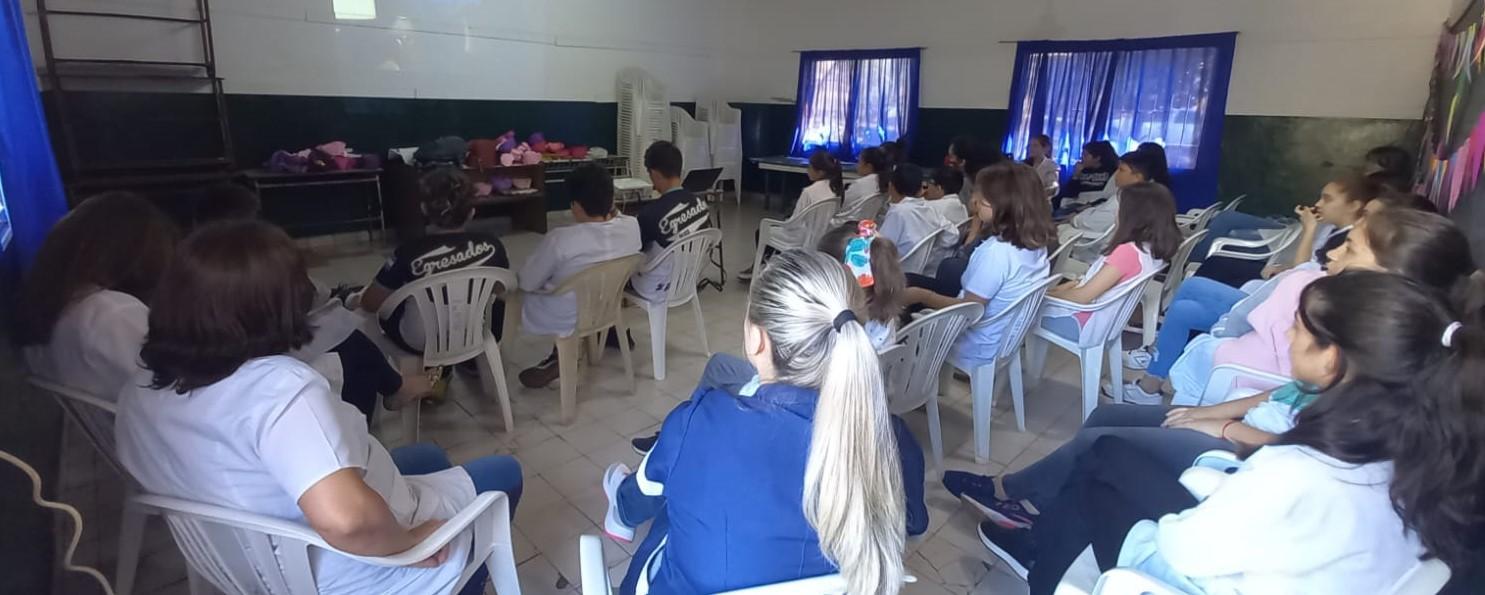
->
xmin=134 ymin=491 xmax=508 ymax=569
xmin=1191 ymin=449 xmax=1241 ymax=471
xmin=1199 ymin=364 xmax=1291 ymax=406
xmin=579 ymin=535 xmax=610 ymax=595
xmin=1179 ymin=467 xmax=1230 ymax=501
xmin=1092 ymin=568 xmax=1186 ymax=595
xmin=1042 ymin=295 xmax=1105 ymax=314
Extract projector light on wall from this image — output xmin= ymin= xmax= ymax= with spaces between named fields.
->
xmin=333 ymin=0 xmax=376 ymax=20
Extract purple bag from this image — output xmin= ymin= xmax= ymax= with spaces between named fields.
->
xmin=265 ymin=150 xmax=308 ymax=173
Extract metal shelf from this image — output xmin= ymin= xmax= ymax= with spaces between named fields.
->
xmin=41 ymin=9 xmax=207 ymax=24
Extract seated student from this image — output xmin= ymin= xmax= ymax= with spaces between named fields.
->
xmin=1254 ymin=173 xmax=1373 ymax=280
xmin=1066 ymin=150 xmax=1162 ymax=239
xmin=599 ymin=250 xmax=927 ymax=595
xmin=878 ymin=164 xmax=960 ymax=270
xmin=818 ymin=221 xmax=906 ymax=349
xmin=947 ymin=135 xmax=1006 ymax=208
xmin=977 ymin=272 xmax=1485 ymax=595
xmin=630 ymin=141 xmax=711 ymax=303
xmin=923 ymin=167 xmax=970 ymax=226
xmin=1025 ymin=134 xmax=1061 ymax=198
xmin=738 ymin=149 xmax=843 ymax=280
xmin=188 ymin=183 xmax=430 ymax=418
xmin=114 ymin=220 xmax=524 ymax=595
xmin=1131 ymin=208 xmax=1473 ymax=405
xmin=361 ymin=167 xmax=511 ymax=352
xmin=1190 ymin=173 xmax=1378 ymax=282
xmin=1135 ymin=142 xmax=1172 ymax=188
xmin=833 ymin=147 xmax=892 ymax=225
xmin=16 ymin=192 xmax=177 ymax=398
xmin=1041 ymin=183 xmax=1180 ymax=349
xmin=903 ymin=162 xmax=1055 ymax=370
xmin=1055 ymin=140 xmax=1119 ymax=211
xmin=517 ymin=164 xmax=643 ymax=388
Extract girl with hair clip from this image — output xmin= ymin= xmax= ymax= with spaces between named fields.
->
xmin=819 ymin=220 xmax=907 ymax=349
xmin=904 ymin=162 xmax=1056 ymax=372
xmin=601 ymin=250 xmax=928 ymax=595
xmin=835 ymin=146 xmax=893 ymax=225
xmin=1040 ymin=182 xmax=1181 ymax=346
xmin=978 ymin=271 xmax=1485 ymax=595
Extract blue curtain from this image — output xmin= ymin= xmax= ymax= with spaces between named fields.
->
xmin=0 ymin=0 xmax=67 ymax=279
xmin=790 ymin=48 xmax=921 ymax=160
xmin=1003 ymin=33 xmax=1237 ymax=210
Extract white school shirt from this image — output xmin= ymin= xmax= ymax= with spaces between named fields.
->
xmin=114 ymin=357 xmax=478 ymax=595
xmin=1071 ymin=189 xmax=1119 ymax=234
xmin=879 ymin=197 xmax=961 ymax=270
xmin=1032 ymin=158 xmax=1060 ymax=196
xmin=926 ymin=194 xmax=970 ymax=227
xmin=949 ymin=237 xmax=1050 ymax=369
xmin=834 ymin=174 xmax=883 ymax=224
xmin=774 ymin=179 xmax=838 ymax=247
xmin=518 ymin=215 xmax=643 ymax=337
xmin=23 ymin=289 xmax=148 ymax=399
xmin=1130 ymin=445 xmax=1421 ymax=595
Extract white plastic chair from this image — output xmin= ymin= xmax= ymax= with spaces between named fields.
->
xmin=1127 ymin=231 xmax=1209 ymax=347
xmin=835 ymin=192 xmax=887 ymax=225
xmin=136 ymin=491 xmax=520 ymax=595
xmin=521 ymin=254 xmax=647 ymax=424
xmin=1196 ymin=364 xmax=1292 ymax=406
xmin=880 ymin=302 xmax=985 ymax=468
xmin=1058 ymin=224 xmax=1117 ymax=276
xmin=898 ymin=227 xmax=948 ymax=276
xmin=753 ymin=198 xmax=839 ymax=277
xmin=1026 ymin=269 xmax=1162 ymax=421
xmin=27 ymin=376 xmax=149 ymax=595
xmin=375 ymin=267 xmax=519 ymax=441
xmin=579 ymin=534 xmax=909 ymax=595
xmin=955 ymin=275 xmax=1063 ymax=463
xmin=627 ymin=229 xmax=722 ymax=380
xmin=1205 ymin=222 xmax=1302 ymax=265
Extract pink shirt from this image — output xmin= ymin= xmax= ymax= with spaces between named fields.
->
xmin=1214 ymin=269 xmax=1326 ymax=377
xmin=1075 ymin=243 xmax=1144 ymax=325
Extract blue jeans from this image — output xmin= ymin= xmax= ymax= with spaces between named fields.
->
xmin=389 ymin=443 xmax=525 ymax=595
xmin=1147 ymin=277 xmax=1246 ymax=378
xmin=697 ymin=353 xmax=758 ymax=395
xmin=1189 ymin=211 xmax=1284 ymax=263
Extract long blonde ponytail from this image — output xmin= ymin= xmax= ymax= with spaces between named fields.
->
xmin=748 ymin=250 xmax=906 ymax=595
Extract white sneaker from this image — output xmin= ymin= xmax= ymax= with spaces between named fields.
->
xmin=1122 ymin=347 xmax=1154 ymax=370
xmin=602 ymin=463 xmax=635 ymax=542
xmin=1121 ymin=381 xmax=1165 ymax=405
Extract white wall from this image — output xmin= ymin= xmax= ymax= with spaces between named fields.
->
xmin=26 ymin=0 xmax=727 ymax=101
xmin=714 ymin=0 xmax=1455 ymax=120
xmin=25 ymin=0 xmax=1458 ymax=119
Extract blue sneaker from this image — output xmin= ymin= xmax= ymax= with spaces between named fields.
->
xmin=978 ymin=521 xmax=1036 ymax=579
xmin=942 ymin=471 xmax=1039 ymax=529
xmin=631 ymin=433 xmax=660 ymax=456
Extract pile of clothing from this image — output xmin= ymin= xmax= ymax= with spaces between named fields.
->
xmin=465 ymin=131 xmax=595 ymax=168
xmin=263 ymin=141 xmax=381 ymax=173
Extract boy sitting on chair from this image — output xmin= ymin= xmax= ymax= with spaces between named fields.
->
xmin=517 ymin=164 xmax=643 ymax=388
xmin=632 ymin=141 xmax=712 ymax=304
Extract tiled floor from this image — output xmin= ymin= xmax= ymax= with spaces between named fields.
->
xmin=53 ymin=196 xmax=1110 ymax=595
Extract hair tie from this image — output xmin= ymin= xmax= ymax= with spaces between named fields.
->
xmin=843 ymin=220 xmax=879 ymax=288
xmin=832 ymin=310 xmax=858 ymax=332
xmin=1442 ymin=321 xmax=1464 ymax=348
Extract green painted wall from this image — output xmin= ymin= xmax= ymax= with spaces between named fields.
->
xmin=1216 ymin=115 xmax=1422 ymax=216
xmin=41 ymin=92 xmax=1423 ymax=224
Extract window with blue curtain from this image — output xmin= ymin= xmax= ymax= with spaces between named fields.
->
xmin=1003 ymin=33 xmax=1236 ymax=208
xmin=0 ymin=173 xmax=11 ymax=252
xmin=791 ymin=48 xmax=921 ymax=160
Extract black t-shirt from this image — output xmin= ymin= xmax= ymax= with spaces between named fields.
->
xmin=1314 ymin=228 xmax=1348 ymax=266
xmin=637 ymin=188 xmax=711 ymax=251
xmin=1061 ymin=167 xmax=1115 ymax=198
xmin=375 ymin=232 xmax=509 ymax=346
